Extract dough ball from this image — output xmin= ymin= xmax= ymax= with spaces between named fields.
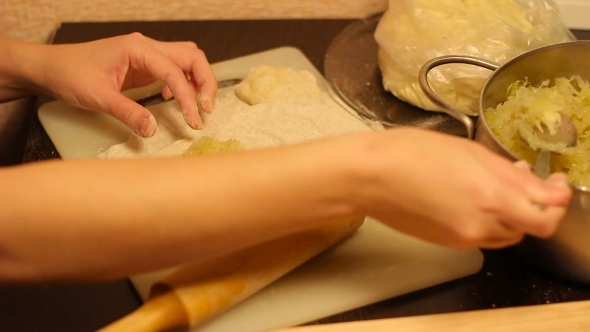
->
xmin=235 ymin=66 xmax=323 ymax=105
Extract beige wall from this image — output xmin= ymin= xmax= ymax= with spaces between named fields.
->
xmin=3 ymin=0 xmax=388 ymax=44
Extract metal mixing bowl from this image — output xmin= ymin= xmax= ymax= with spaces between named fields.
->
xmin=419 ymin=40 xmax=590 ymax=284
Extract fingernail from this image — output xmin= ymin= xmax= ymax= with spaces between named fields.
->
xmin=138 ymin=115 xmax=157 ymax=137
xmin=514 ymin=160 xmax=531 ymax=171
xmin=182 ymin=109 xmax=202 ymax=130
xmin=546 ymin=173 xmax=570 ymax=190
xmin=197 ymin=94 xmax=213 ymax=113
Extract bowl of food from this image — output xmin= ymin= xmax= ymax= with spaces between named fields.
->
xmin=418 ymin=40 xmax=590 ymax=284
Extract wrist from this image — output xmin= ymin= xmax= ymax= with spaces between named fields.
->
xmin=313 ymin=132 xmax=382 ymax=219
xmin=0 ymin=39 xmax=48 ymax=101
xmin=332 ymin=129 xmax=411 ymax=218
xmin=248 ymin=134 xmax=370 ymax=230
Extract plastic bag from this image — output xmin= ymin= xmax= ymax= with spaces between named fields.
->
xmin=374 ymin=0 xmax=576 ymax=116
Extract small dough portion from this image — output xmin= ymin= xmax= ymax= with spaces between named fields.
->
xmin=235 ymin=66 xmax=322 ymax=105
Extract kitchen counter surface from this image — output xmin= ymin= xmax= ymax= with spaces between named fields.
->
xmin=2 ymin=19 xmax=590 ymax=332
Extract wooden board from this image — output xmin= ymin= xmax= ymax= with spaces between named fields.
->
xmin=271 ymin=299 xmax=590 ymax=332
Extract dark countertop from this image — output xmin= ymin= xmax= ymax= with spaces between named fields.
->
xmin=2 ymin=19 xmax=590 ymax=332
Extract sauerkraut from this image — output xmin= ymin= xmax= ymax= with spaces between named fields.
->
xmin=484 ymin=76 xmax=590 ymax=187
xmin=183 ymin=136 xmax=244 ymax=156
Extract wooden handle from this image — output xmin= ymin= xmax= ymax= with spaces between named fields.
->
xmin=100 ymin=216 xmax=364 ymax=332
xmin=271 ymin=300 xmax=590 ymax=332
xmin=98 ymin=291 xmax=187 ymax=332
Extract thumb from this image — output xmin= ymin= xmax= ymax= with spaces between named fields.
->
xmin=103 ymin=92 xmax=158 ymax=137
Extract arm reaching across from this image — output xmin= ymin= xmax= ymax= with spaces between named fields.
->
xmin=0 ymin=128 xmax=571 ymax=283
xmin=0 ymin=33 xmax=217 ymax=136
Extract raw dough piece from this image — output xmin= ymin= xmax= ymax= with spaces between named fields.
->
xmin=235 ymin=66 xmax=322 ymax=105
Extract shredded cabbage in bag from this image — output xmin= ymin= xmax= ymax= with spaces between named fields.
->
xmin=484 ymin=76 xmax=590 ymax=187
xmin=374 ymin=0 xmax=575 ymax=116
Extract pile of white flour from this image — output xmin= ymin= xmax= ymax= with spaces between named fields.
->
xmin=99 ymin=83 xmax=378 ymax=159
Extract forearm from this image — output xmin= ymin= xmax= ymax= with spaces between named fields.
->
xmin=0 ymin=127 xmax=572 ymax=282
xmin=0 ymin=138 xmax=361 ymax=282
xmin=0 ymin=39 xmax=48 ymax=102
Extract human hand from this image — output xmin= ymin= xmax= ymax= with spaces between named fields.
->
xmin=341 ymin=128 xmax=572 ymax=249
xmin=33 ymin=33 xmax=217 ymax=137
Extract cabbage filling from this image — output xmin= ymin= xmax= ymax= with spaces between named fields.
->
xmin=484 ymin=76 xmax=590 ymax=187
xmin=183 ymin=136 xmax=245 ymax=156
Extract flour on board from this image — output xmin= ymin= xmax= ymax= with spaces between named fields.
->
xmin=99 ymin=67 xmax=380 ymax=159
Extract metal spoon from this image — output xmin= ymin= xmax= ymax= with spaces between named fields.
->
xmin=518 ymin=113 xmax=578 ymax=179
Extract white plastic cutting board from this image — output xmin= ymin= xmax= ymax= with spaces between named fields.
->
xmin=38 ymin=47 xmax=342 ymax=159
xmin=134 ymin=219 xmax=483 ymax=332
xmin=37 ymin=47 xmax=484 ymax=332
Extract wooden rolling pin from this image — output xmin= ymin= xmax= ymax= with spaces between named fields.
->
xmin=272 ymin=300 xmax=590 ymax=332
xmin=99 ymin=216 xmax=364 ymax=332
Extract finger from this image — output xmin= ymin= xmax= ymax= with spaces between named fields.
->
xmin=477 ymin=233 xmax=525 ymax=249
xmin=490 ymin=168 xmax=568 ymax=238
xmin=506 ymin=161 xmax=571 ymax=206
xmin=161 ymin=85 xmax=173 ymax=100
xmin=168 ymin=42 xmax=218 ymax=113
xmin=193 ymin=76 xmax=217 ymax=114
xmin=513 ymin=160 xmax=532 ymax=173
xmin=151 ymin=40 xmax=218 ymax=113
xmin=529 ymin=205 xmax=569 ymax=238
xmin=480 ymin=158 xmax=571 ymax=237
xmin=495 ymin=192 xmax=568 ymax=238
xmin=462 ymin=216 xmax=525 ymax=248
xmin=432 ymin=227 xmax=524 ymax=250
xmin=102 ymin=91 xmax=158 ymax=137
xmin=128 ymin=44 xmax=203 ymax=129
xmin=397 ymin=214 xmax=524 ymax=251
xmin=542 ymin=173 xmax=573 ymax=205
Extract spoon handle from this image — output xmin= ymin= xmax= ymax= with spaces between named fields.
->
xmin=534 ymin=150 xmax=551 ymax=179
